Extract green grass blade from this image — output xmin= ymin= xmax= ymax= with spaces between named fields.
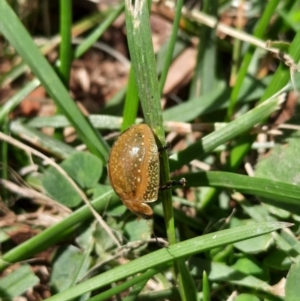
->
xmin=74 ymin=4 xmax=124 ymax=59
xmin=169 ymin=88 xmax=285 ymax=171
xmin=227 ymin=29 xmax=300 ymax=173
xmin=122 ymin=67 xmax=139 ymax=131
xmin=0 ymin=191 xmax=118 ymax=271
xmin=87 ymin=269 xmax=159 ymax=301
xmin=0 ymin=1 xmax=109 ymax=161
xmin=189 ymin=0 xmax=218 ymax=98
xmin=227 ymin=0 xmax=281 ymax=119
xmin=181 ymin=171 xmax=300 ymax=214
xmin=0 ymin=78 xmax=40 ymax=124
xmin=159 ymin=0 xmax=184 ymax=95
xmin=42 ymin=221 xmax=290 ymax=301
xmin=124 ymin=0 xmax=176 ymax=245
xmin=124 ymin=0 xmax=162 ymax=132
xmin=58 ymin=0 xmax=72 ymax=86
xmin=10 ymin=120 xmax=76 ymax=159
xmin=124 ymin=2 xmax=193 ymax=299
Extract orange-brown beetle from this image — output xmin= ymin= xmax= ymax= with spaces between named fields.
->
xmin=108 ymin=124 xmax=185 ymax=219
xmin=108 ymin=124 xmax=159 ymax=219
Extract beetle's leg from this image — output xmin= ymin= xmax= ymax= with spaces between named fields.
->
xmin=158 ymin=142 xmax=171 ymax=152
xmin=159 ymin=178 xmax=186 ymax=190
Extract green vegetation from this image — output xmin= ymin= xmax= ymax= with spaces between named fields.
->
xmin=1 ymin=0 xmax=300 ymax=300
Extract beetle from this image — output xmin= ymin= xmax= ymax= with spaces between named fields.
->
xmin=108 ymin=124 xmax=185 ymax=219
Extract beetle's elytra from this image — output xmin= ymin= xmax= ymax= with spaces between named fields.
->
xmin=108 ymin=124 xmax=159 ymax=219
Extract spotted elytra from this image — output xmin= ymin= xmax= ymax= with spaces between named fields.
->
xmin=108 ymin=124 xmax=185 ymax=219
